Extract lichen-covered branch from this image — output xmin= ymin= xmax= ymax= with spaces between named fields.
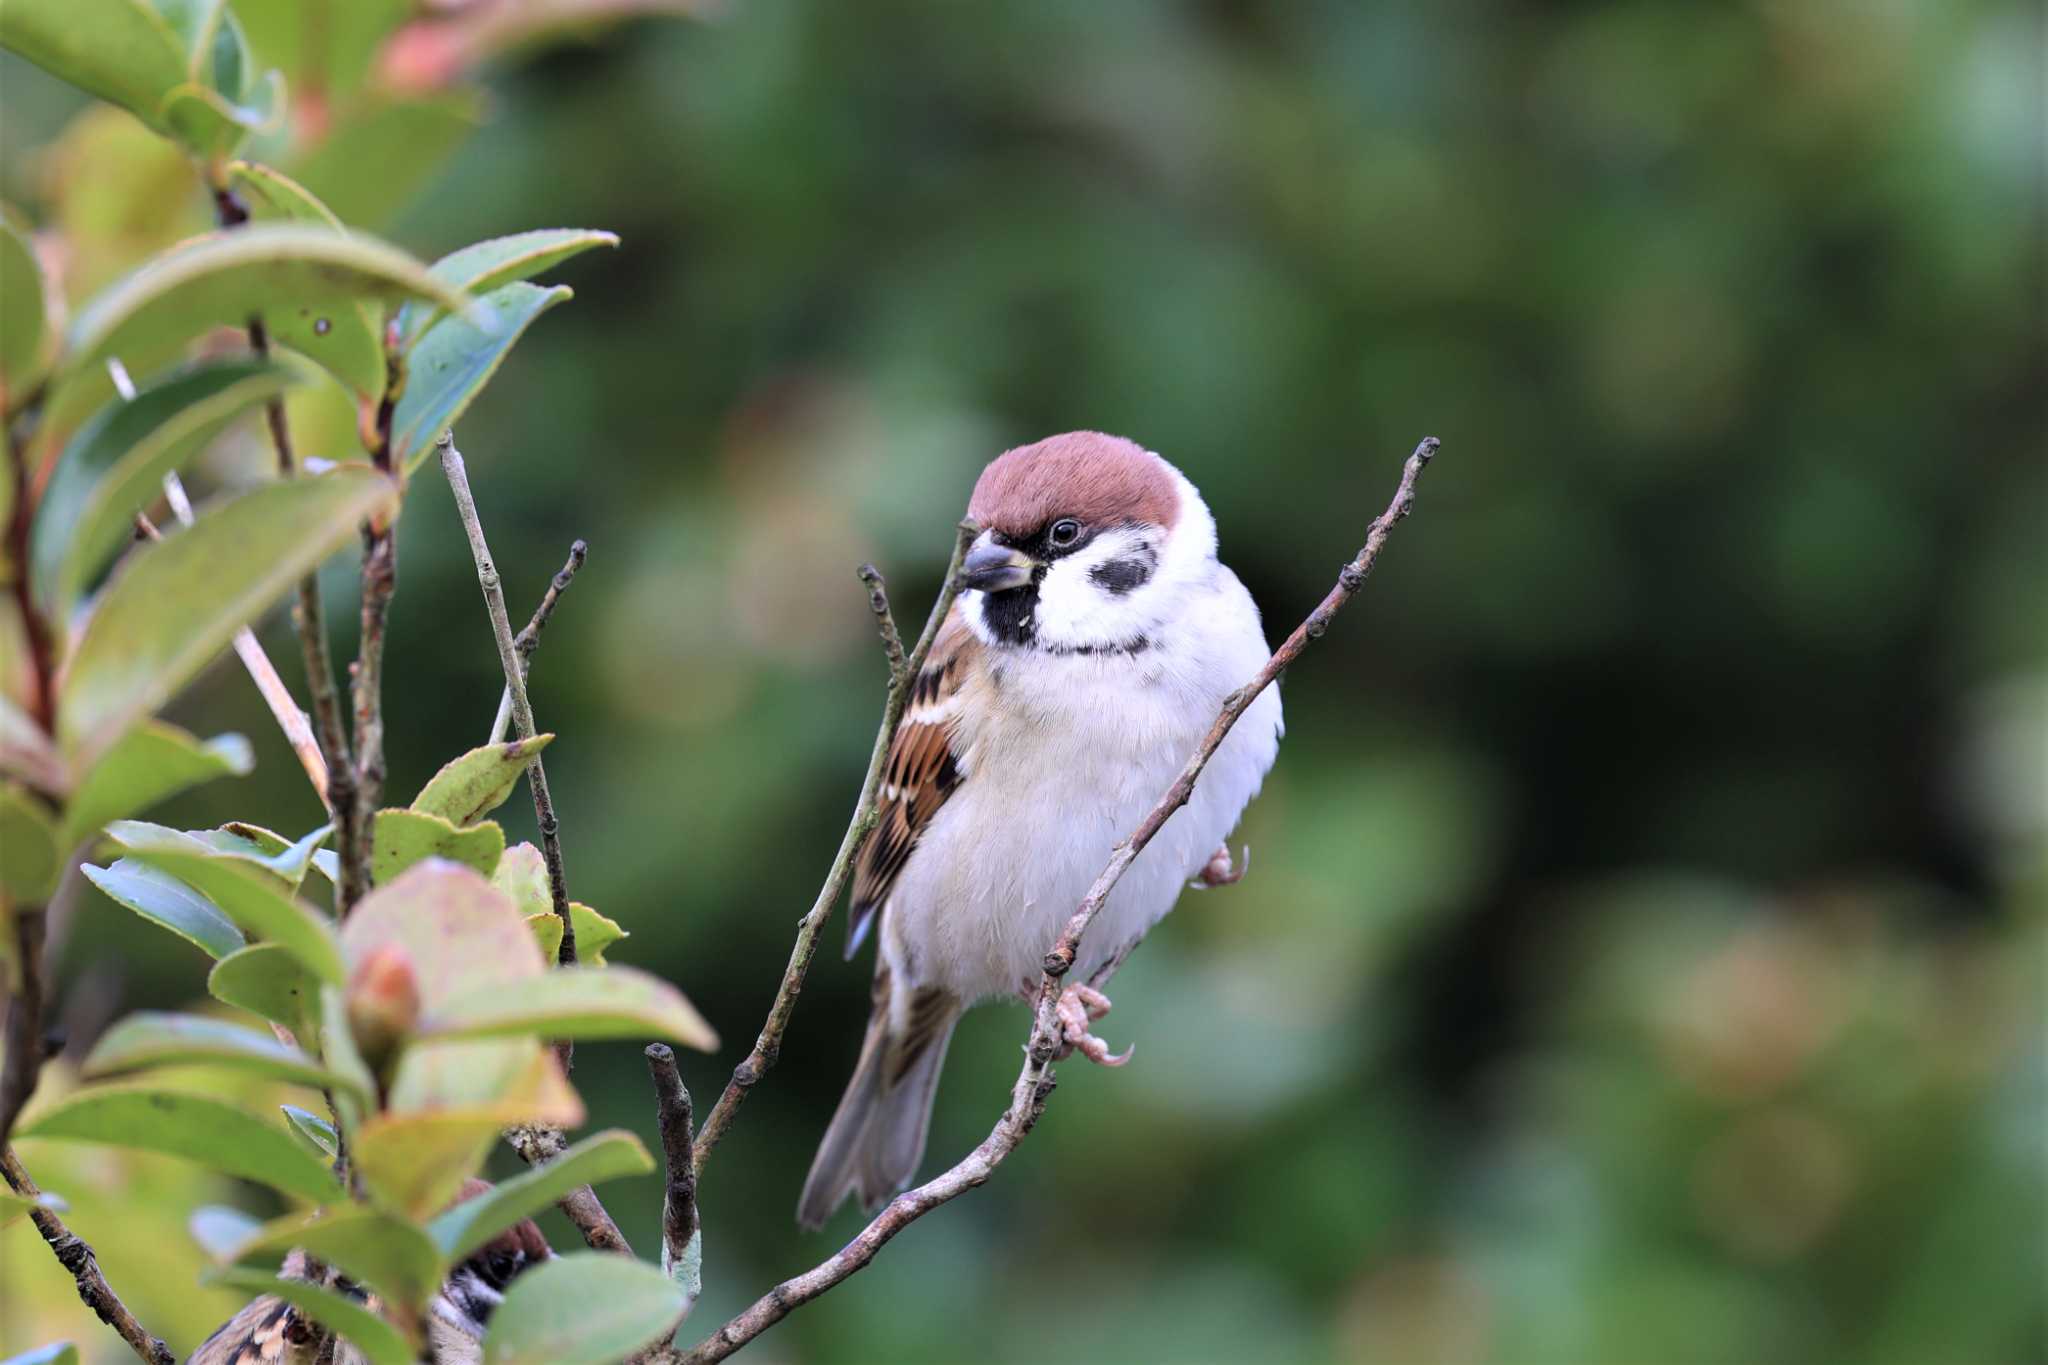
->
xmin=690 ymin=523 xmax=977 ymax=1174
xmin=1 ymin=1146 xmax=175 ymax=1364
xmin=676 ymin=437 xmax=1440 ymax=1362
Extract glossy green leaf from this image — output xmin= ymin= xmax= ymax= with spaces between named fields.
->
xmin=59 ymin=225 xmax=469 ymax=401
xmin=411 ymin=734 xmax=552 ymax=827
xmin=189 ymin=1205 xmax=261 ymax=1264
xmin=0 ymin=784 xmax=62 ymax=900
xmin=209 ymin=942 xmax=319 ymax=1032
xmin=0 ymin=0 xmax=186 ymax=136
xmin=155 ymin=1 xmax=278 ymax=161
xmin=61 ymin=721 xmax=253 ymax=848
xmin=371 ymin=808 xmax=505 ymax=882
xmin=227 ymin=1206 xmax=443 ymax=1311
xmin=81 ymin=856 xmax=244 ymax=958
xmin=120 ymin=845 xmax=343 ymax=984
xmin=34 ymin=359 xmax=297 ymax=617
xmin=393 ymin=281 xmax=572 ymax=473
xmin=400 ymin=229 xmax=617 ymax=342
xmin=20 ymin=1089 xmax=345 ymax=1203
xmin=84 ymin=1011 xmax=368 ymax=1104
xmin=280 ymin=1104 xmax=337 ymax=1159
xmin=56 ymin=467 xmax=397 ymax=775
xmin=429 ymin=1130 xmax=653 ymax=1264
xmin=228 ymin=160 xmax=342 ymax=228
xmin=422 ymin=966 xmax=718 ymax=1052
xmin=525 ymin=903 xmax=628 ymax=968
xmin=209 ymin=1268 xmax=413 ymax=1365
xmin=482 ymin=1253 xmax=688 ymax=1365
xmin=1 ymin=207 xmax=48 ymax=396
xmin=190 ymin=822 xmax=331 ymax=888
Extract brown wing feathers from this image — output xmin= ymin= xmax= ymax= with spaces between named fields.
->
xmin=846 ymin=611 xmax=973 ymax=957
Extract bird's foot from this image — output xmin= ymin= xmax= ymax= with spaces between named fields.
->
xmin=1192 ymin=843 xmax=1249 ymax=888
xmin=1055 ymin=984 xmax=1132 ymax=1067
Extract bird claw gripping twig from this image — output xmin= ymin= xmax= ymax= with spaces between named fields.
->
xmin=1191 ymin=843 xmax=1249 ymax=888
xmin=1055 ymin=984 xmax=1132 ymax=1067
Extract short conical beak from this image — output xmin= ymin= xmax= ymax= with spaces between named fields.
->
xmin=959 ymin=536 xmax=1035 ymax=593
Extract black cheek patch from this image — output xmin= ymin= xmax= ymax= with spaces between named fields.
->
xmin=1089 ymin=546 xmax=1156 ymax=596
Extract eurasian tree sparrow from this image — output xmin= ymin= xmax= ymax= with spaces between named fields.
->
xmin=799 ymin=432 xmax=1283 ymax=1228
xmin=186 ymin=1183 xmax=549 ymax=1365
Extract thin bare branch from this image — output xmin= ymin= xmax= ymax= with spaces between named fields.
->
xmin=491 ymin=539 xmax=589 ymax=745
xmin=438 ymin=432 xmax=578 ymax=969
xmin=855 ymin=563 xmax=908 ymax=687
xmin=677 ymin=436 xmax=1440 ymax=1362
xmin=690 ymin=523 xmax=978 ymax=1174
xmin=1 ymin=1146 xmax=175 ymax=1364
xmin=505 ymin=1124 xmax=633 ymax=1255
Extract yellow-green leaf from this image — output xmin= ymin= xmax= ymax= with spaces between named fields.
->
xmin=83 ymin=1011 xmax=368 ymax=1104
xmin=35 ymin=358 xmax=298 ymax=619
xmin=57 ymin=466 xmax=397 ymax=776
xmin=421 ymin=966 xmax=717 ymax=1053
xmin=58 ymin=225 xmax=470 ymax=401
xmin=482 ymin=1253 xmax=687 ymax=1365
xmin=0 ymin=784 xmax=62 ymax=901
xmin=525 ymin=903 xmax=627 ymax=967
xmin=371 ymin=808 xmax=504 ymax=882
xmin=225 ymin=1206 xmax=443 ymax=1312
xmin=209 ymin=942 xmax=319 ymax=1033
xmin=1 ymin=205 xmax=50 ymax=399
xmin=207 ymin=1269 xmax=413 ymax=1365
xmin=428 ymin=1130 xmax=652 ymax=1264
xmin=410 ymin=734 xmax=552 ymax=826
xmin=20 ymin=1089 xmax=345 ymax=1204
xmin=61 ymin=721 xmax=253 ymax=848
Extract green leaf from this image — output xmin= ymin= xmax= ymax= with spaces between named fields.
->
xmin=280 ymin=1104 xmax=337 ymax=1159
xmin=0 ymin=693 xmax=60 ymax=794
xmin=2 ymin=1344 xmax=81 ymax=1365
xmin=56 ymin=466 xmax=398 ymax=776
xmin=411 ymin=734 xmax=552 ymax=826
xmin=0 ymin=0 xmax=186 ymax=137
xmin=60 ymin=721 xmax=253 ymax=848
xmin=209 ymin=1269 xmax=414 ymax=1365
xmin=231 ymin=0 xmax=408 ymax=105
xmin=371 ymin=808 xmax=505 ymax=882
xmin=317 ymin=984 xmax=374 ymax=1134
xmin=0 ymin=784 xmax=62 ymax=901
xmin=1 ymin=206 xmax=49 ymax=398
xmin=20 ymin=1089 xmax=346 ymax=1203
xmin=33 ymin=358 xmax=298 ymax=617
xmin=209 ymin=942 xmax=319 ymax=1032
xmin=58 ymin=225 xmax=470 ymax=402
xmin=81 ymin=856 xmax=244 ymax=958
xmin=422 ymin=966 xmax=718 ymax=1052
xmin=189 ymin=1203 xmax=262 ymax=1259
xmin=428 ymin=1130 xmax=652 ymax=1264
xmin=351 ymin=1112 xmax=502 ymax=1220
xmin=155 ymin=2 xmax=278 ymax=161
xmin=482 ymin=1253 xmax=688 ymax=1365
xmin=119 ymin=845 xmax=343 ymax=984
xmin=393 ymin=281 xmax=573 ymax=473
xmin=191 ymin=822 xmax=331 ymax=888
xmin=83 ymin=1011 xmax=369 ymax=1104
xmin=400 ymin=229 xmax=617 ymax=343
xmin=287 ymin=92 xmax=482 ymax=229
xmin=526 ymin=903 xmax=627 ymax=968
xmin=491 ymin=842 xmax=549 ymax=916
xmin=226 ymin=1206 xmax=443 ymax=1311
xmin=228 ymin=160 xmax=343 ymax=229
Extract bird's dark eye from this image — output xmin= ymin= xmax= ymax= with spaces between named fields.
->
xmin=1048 ymin=518 xmax=1082 ymax=549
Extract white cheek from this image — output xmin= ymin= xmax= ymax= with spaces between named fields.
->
xmin=1034 ymin=529 xmax=1160 ymax=648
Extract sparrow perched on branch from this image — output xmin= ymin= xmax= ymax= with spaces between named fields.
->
xmin=186 ymin=1182 xmax=549 ymax=1365
xmin=800 ymin=432 xmax=1282 ymax=1228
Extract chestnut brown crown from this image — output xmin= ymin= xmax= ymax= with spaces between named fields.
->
xmin=967 ymin=431 xmax=1180 ymax=540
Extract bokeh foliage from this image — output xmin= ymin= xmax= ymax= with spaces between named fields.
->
xmin=4 ymin=0 xmax=2042 ymax=1362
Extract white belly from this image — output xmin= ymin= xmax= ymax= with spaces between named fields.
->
xmin=879 ymin=585 xmax=1281 ymax=1003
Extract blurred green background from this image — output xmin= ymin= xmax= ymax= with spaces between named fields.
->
xmin=3 ymin=1 xmax=2042 ymax=1362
